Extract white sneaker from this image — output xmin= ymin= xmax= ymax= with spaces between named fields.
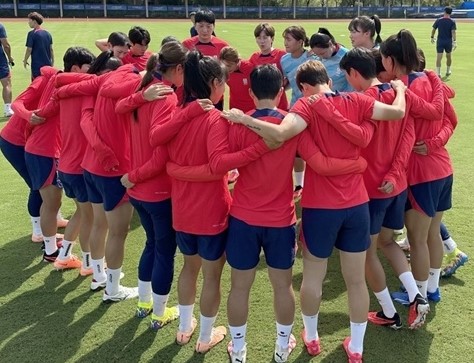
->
xmin=4 ymin=106 xmax=13 ymax=117
xmin=227 ymin=341 xmax=247 ymax=363
xmin=274 ymin=334 xmax=296 ymax=363
xmin=102 ymin=285 xmax=138 ymax=303
xmin=90 ymin=271 xmax=124 ymax=291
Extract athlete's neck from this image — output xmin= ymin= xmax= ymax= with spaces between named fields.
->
xmin=255 ymin=99 xmax=277 ymax=109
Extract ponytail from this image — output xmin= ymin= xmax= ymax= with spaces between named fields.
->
xmin=137 ymin=54 xmax=158 ymax=93
xmin=371 ymin=15 xmax=382 ymax=45
xmin=87 ymin=50 xmax=121 ymax=75
xmin=380 ymin=29 xmax=419 ymax=74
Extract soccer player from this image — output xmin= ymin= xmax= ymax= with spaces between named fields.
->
xmin=120 ymin=26 xmax=152 ymax=71
xmin=249 ymin=23 xmax=288 ymax=111
xmin=95 ymin=32 xmax=130 ymax=60
xmin=56 ymin=63 xmax=142 ymax=302
xmin=0 ymin=22 xmax=14 ymax=117
xmin=280 ymin=25 xmax=314 ymax=200
xmin=182 ymin=9 xmax=228 ymax=111
xmin=309 ymin=28 xmax=352 ymax=92
xmin=431 ymin=6 xmax=457 ymax=77
xmin=348 ymin=15 xmax=382 ymax=49
xmin=35 ymin=47 xmax=97 ymax=273
xmin=380 ymin=30 xmax=455 ymax=305
xmin=23 ymin=12 xmax=53 ymax=80
xmin=339 ymin=48 xmax=446 ymax=330
xmin=222 ymin=60 xmax=406 ymax=363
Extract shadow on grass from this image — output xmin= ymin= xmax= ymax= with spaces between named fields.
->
xmin=0 ymin=236 xmax=48 ymax=298
xmin=0 ymin=271 xmax=108 ymax=362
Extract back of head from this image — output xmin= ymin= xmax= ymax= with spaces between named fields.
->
xmin=250 ymin=64 xmax=282 ymax=100
xmin=161 ymin=35 xmax=179 ymax=46
xmin=445 ymin=6 xmax=453 ymax=15
xmin=348 ymin=15 xmax=382 ymax=44
xmin=310 ymin=28 xmax=335 ymax=49
xmin=296 ymin=60 xmax=330 ymax=90
xmin=417 ymin=48 xmax=426 ymax=72
xmin=371 ymin=49 xmax=387 ymax=76
xmin=28 ymin=12 xmax=44 ymax=25
xmin=283 ymin=26 xmax=309 ymax=47
xmin=63 ymin=46 xmax=96 ymax=72
xmin=380 ymin=29 xmax=419 ymax=74
xmin=195 ymin=9 xmax=215 ymax=24
xmin=254 ymin=23 xmax=275 ymax=38
xmin=107 ymin=32 xmax=130 ymax=47
xmin=128 ymin=26 xmax=151 ymax=45
xmin=219 ymin=46 xmax=239 ymax=63
xmin=87 ymin=50 xmax=121 ymax=75
xmin=183 ymin=50 xmax=228 ymax=104
xmin=339 ymin=48 xmax=377 ymax=80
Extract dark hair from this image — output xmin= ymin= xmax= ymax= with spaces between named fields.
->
xmin=310 ymin=28 xmax=336 ymax=49
xmin=380 ymin=29 xmax=420 ymax=74
xmin=63 ymin=47 xmax=96 ymax=73
xmin=371 ymin=49 xmax=387 ymax=76
xmin=195 ymin=9 xmax=215 ymax=24
xmin=87 ymin=50 xmax=122 ymax=75
xmin=339 ymin=48 xmax=377 ymax=80
xmin=189 ymin=11 xmax=196 ymax=17
xmin=250 ymin=64 xmax=282 ymax=101
xmin=128 ymin=26 xmax=151 ymax=46
xmin=283 ymin=26 xmax=309 ymax=47
xmin=28 ymin=12 xmax=44 ymax=25
xmin=296 ymin=60 xmax=330 ymax=90
xmin=138 ymin=41 xmax=187 ymax=93
xmin=107 ymin=32 xmax=130 ymax=47
xmin=445 ymin=6 xmax=453 ymax=14
xmin=254 ymin=23 xmax=275 ymax=38
xmin=417 ymin=48 xmax=426 ymax=72
xmin=183 ymin=50 xmax=228 ymax=105
xmin=348 ymin=15 xmax=382 ymax=45
xmin=161 ymin=35 xmax=179 ymax=46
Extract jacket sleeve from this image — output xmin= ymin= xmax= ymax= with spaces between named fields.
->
xmin=383 ymin=116 xmax=416 ymax=188
xmin=80 ymin=96 xmax=119 ymax=171
xmin=11 ymin=76 xmax=47 ymax=122
xmin=297 ymin=130 xmax=367 ymax=176
xmin=55 ymin=72 xmax=95 ymax=87
xmin=424 ymin=100 xmax=458 ymax=152
xmin=407 ymin=70 xmax=444 ymax=120
xmin=128 ymin=146 xmax=169 ymax=184
xmin=312 ymin=97 xmax=375 ymax=148
xmin=166 ymin=162 xmax=226 ymax=182
xmin=149 ymin=100 xmax=204 ymax=147
xmin=98 ymin=75 xmax=140 ymax=99
xmin=207 ymin=115 xmax=270 ymax=174
xmin=36 ymin=89 xmax=60 ymax=119
xmin=57 ymin=76 xmax=101 ymax=99
xmin=115 ymin=91 xmax=148 ymax=114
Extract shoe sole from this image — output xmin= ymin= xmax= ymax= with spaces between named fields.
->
xmin=441 ymin=256 xmax=468 ymax=277
xmin=409 ymin=304 xmax=430 ymax=329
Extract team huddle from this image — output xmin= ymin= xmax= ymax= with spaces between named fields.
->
xmin=0 ymin=8 xmax=469 ymax=363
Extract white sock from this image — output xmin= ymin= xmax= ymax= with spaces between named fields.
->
xmin=178 ymin=304 xmax=194 ymax=332
xmin=302 ymin=313 xmax=319 ymax=341
xmin=199 ymin=314 xmax=217 ymax=343
xmin=294 ymin=171 xmax=304 ymax=187
xmin=276 ymin=322 xmax=293 ymax=349
xmin=106 ymin=267 xmax=122 ymax=296
xmin=31 ymin=216 xmax=42 ymax=236
xmin=43 ymin=235 xmax=58 ymax=255
xmin=415 ymin=280 xmax=428 ymax=298
xmin=447 ymin=66 xmax=451 ymax=73
xmin=442 ymin=237 xmax=457 ymax=254
xmin=58 ymin=239 xmax=73 ymax=260
xmin=349 ymin=321 xmax=367 ymax=355
xmin=427 ymin=268 xmax=441 ymax=293
xmin=138 ymin=280 xmax=152 ymax=303
xmin=91 ymin=257 xmax=106 ymax=283
xmin=436 ymin=67 xmax=441 ymax=75
xmin=374 ymin=288 xmax=396 ymax=318
xmin=152 ymin=293 xmax=169 ymax=317
xmin=82 ymin=251 xmax=91 ymax=269
xmin=229 ymin=323 xmax=247 ymax=352
xmin=399 ymin=271 xmax=420 ymax=302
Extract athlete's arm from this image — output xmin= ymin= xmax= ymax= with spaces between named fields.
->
xmin=166 ymin=162 xmax=226 ymax=182
xmin=95 ymin=38 xmax=109 ymax=52
xmin=127 ymin=146 xmax=169 ymax=184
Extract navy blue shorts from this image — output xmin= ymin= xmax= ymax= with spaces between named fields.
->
xmin=302 ymin=203 xmax=371 ymax=258
xmin=226 ymin=216 xmax=296 ymax=270
xmin=58 ymin=171 xmax=89 ymax=203
xmin=406 ymin=175 xmax=453 ymax=217
xmin=176 ymin=230 xmax=227 ymax=261
xmin=369 ymin=189 xmax=407 ymax=235
xmin=83 ymin=170 xmax=128 ymax=211
xmin=24 ymin=152 xmax=59 ymax=191
xmin=437 ymin=41 xmax=453 ymax=54
xmin=0 ymin=65 xmax=10 ymax=80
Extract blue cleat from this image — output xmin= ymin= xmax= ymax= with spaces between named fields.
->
xmin=391 ymin=291 xmax=410 ymax=306
xmin=427 ymin=288 xmax=441 ymax=302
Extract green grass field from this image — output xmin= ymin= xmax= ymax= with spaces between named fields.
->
xmin=0 ymin=19 xmax=473 ymax=363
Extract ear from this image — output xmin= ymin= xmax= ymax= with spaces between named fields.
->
xmin=249 ymin=88 xmax=258 ymax=104
xmin=328 ymin=78 xmax=333 ymax=89
xmin=212 ymin=78 xmax=221 ymax=89
xmin=70 ymin=64 xmax=80 ymax=73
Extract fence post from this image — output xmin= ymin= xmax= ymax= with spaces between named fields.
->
xmin=103 ymin=0 xmax=107 ymax=18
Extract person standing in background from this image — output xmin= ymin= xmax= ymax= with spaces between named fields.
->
xmin=0 ymin=22 xmax=14 ymax=117
xmin=23 ymin=12 xmax=54 ymax=80
xmin=431 ymin=6 xmax=457 ymax=77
